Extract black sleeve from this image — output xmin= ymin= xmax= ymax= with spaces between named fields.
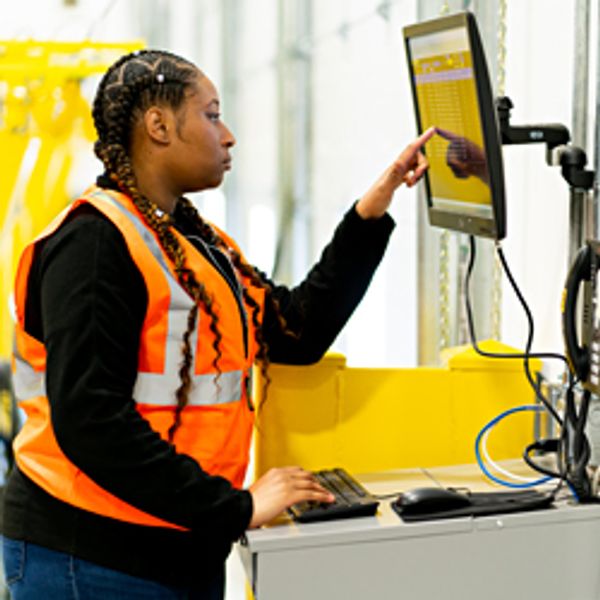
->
xmin=31 ymin=207 xmax=252 ymax=541
xmin=262 ymin=204 xmax=395 ymax=364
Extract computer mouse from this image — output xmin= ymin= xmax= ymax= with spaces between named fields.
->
xmin=395 ymin=487 xmax=472 ymax=515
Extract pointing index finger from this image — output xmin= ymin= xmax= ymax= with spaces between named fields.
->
xmin=414 ymin=126 xmax=436 ymax=148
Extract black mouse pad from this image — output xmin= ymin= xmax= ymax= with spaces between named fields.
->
xmin=392 ymin=489 xmax=555 ymax=522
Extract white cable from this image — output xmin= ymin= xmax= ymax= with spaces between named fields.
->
xmin=481 ymin=428 xmax=541 ymax=483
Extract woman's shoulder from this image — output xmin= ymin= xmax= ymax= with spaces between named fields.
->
xmin=36 ymin=201 xmax=136 ymax=279
xmin=49 ymin=202 xmax=127 ymax=249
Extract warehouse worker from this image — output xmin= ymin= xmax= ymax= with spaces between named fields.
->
xmin=3 ymin=49 xmax=432 ymax=599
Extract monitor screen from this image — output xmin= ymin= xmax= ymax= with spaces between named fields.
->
xmin=403 ymin=12 xmax=506 ymax=240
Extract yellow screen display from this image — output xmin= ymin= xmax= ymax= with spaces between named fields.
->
xmin=410 ymin=30 xmax=492 ymax=217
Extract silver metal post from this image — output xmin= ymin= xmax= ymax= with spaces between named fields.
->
xmin=221 ymin=0 xmax=242 ymax=243
xmin=569 ymin=188 xmax=587 ymax=265
xmin=273 ymin=0 xmax=312 ymax=283
xmin=593 ymin=0 xmax=600 ymax=242
xmin=572 ymin=0 xmax=590 ymax=151
xmin=568 ymin=0 xmax=592 ymax=264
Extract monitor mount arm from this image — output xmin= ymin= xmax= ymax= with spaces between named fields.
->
xmin=496 ymin=96 xmax=594 ymax=191
xmin=497 ymin=95 xmax=597 ymax=501
xmin=496 ymin=95 xmax=595 ymax=263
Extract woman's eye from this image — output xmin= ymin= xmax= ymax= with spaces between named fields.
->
xmin=206 ymin=112 xmax=221 ymax=122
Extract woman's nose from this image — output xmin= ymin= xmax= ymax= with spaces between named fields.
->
xmin=221 ymin=122 xmax=236 ymax=147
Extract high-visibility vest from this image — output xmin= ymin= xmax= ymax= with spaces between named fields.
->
xmin=12 ymin=186 xmax=264 ymax=530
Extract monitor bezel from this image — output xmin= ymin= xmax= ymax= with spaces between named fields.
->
xmin=403 ymin=12 xmax=506 ymax=241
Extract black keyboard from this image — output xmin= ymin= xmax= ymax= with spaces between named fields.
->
xmin=288 ymin=468 xmax=379 ymax=523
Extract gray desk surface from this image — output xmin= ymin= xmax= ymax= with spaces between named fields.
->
xmin=239 ymin=463 xmax=600 ymax=600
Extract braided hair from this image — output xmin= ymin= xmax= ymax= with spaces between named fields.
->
xmin=92 ymin=50 xmax=291 ymax=441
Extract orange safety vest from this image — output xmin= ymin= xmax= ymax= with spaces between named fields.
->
xmin=12 ymin=186 xmax=264 ymax=530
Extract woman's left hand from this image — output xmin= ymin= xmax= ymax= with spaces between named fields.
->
xmin=355 ymin=127 xmax=435 ymax=219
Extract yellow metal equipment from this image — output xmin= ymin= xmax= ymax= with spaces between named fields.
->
xmin=0 ymin=39 xmax=143 ymax=359
xmin=254 ymin=341 xmax=543 ymax=477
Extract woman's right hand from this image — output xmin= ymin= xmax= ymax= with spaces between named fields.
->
xmin=248 ymin=466 xmax=335 ymax=528
xmin=355 ymin=127 xmax=435 ymax=220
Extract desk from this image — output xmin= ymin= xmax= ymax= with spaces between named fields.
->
xmin=238 ymin=464 xmax=600 ymax=600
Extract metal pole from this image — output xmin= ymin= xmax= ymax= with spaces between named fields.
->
xmin=568 ymin=0 xmax=592 ymax=265
xmin=572 ymin=0 xmax=590 ymax=151
xmin=221 ymin=0 xmax=243 ymax=244
xmin=568 ymin=188 xmax=588 ymax=265
xmin=592 ymin=0 xmax=600 ymax=242
xmin=273 ymin=0 xmax=312 ymax=283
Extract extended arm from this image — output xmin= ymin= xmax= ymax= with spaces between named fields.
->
xmin=262 ymin=129 xmax=433 ymax=363
xmin=262 ymin=206 xmax=395 ymax=363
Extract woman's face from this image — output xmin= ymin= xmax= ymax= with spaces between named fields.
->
xmin=166 ymin=73 xmax=236 ymax=193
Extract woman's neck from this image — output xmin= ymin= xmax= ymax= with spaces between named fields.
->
xmin=132 ymin=155 xmax=179 ymax=215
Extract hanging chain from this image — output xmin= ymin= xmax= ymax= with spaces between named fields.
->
xmin=491 ymin=0 xmax=507 ymax=340
xmin=439 ymin=230 xmax=452 ymax=350
xmin=496 ymin=0 xmax=507 ymax=97
xmin=437 ymin=0 xmax=452 ymax=352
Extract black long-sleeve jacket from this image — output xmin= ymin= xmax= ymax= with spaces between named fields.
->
xmin=3 ymin=184 xmax=394 ymax=587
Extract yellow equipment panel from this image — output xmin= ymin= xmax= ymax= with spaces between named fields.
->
xmin=254 ymin=341 xmax=542 ymax=477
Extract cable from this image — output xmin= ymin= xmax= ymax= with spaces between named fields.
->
xmin=466 ymin=238 xmax=570 ymax=365
xmin=467 ymin=236 xmax=591 ymax=501
xmin=481 ymin=428 xmax=541 ymax=482
xmin=560 ymin=386 xmax=592 ymax=499
xmin=552 ymin=477 xmax=580 ymax=502
xmin=475 ymin=405 xmax=553 ymax=489
xmin=523 ymin=439 xmax=562 ymax=479
xmin=465 ymin=236 xmax=564 ymax=424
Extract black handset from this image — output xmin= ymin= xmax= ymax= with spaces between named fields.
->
xmin=562 ymin=241 xmax=600 ymax=391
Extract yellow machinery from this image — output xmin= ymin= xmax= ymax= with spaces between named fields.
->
xmin=0 ymin=39 xmax=143 ymax=361
xmin=254 ymin=341 xmax=543 ymax=477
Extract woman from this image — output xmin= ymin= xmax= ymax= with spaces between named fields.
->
xmin=3 ymin=50 xmax=432 ymax=599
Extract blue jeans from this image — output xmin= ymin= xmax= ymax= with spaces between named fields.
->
xmin=3 ymin=538 xmax=224 ymax=600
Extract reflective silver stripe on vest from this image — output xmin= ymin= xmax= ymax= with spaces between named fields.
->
xmin=90 ymin=192 xmax=244 ymax=407
xmin=12 ymin=355 xmax=46 ymax=401
xmin=135 ymin=369 xmax=243 ymax=406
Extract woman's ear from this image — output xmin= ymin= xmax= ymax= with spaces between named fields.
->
xmin=143 ymin=106 xmax=172 ymax=145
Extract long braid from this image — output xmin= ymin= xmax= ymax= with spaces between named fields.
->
xmin=177 ymin=198 xmax=298 ymax=409
xmin=93 ymin=50 xmax=222 ymax=441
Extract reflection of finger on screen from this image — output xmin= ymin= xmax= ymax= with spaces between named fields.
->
xmin=435 ymin=127 xmax=460 ymax=141
xmin=447 ymin=160 xmax=469 ymax=177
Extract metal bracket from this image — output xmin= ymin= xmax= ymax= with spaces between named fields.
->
xmin=496 ymin=96 xmax=594 ymax=191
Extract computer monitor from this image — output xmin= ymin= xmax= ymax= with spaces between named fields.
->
xmin=403 ymin=12 xmax=506 ymax=240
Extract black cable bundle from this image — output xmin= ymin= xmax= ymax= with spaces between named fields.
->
xmin=561 ymin=387 xmax=592 ymax=500
xmin=464 ymin=235 xmax=592 ymax=500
